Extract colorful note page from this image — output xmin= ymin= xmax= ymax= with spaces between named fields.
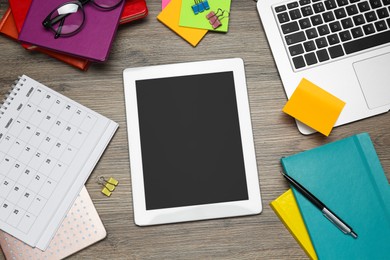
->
xmin=282 ymin=78 xmax=345 ymax=136
xmin=162 ymin=0 xmax=171 ymax=9
xmin=0 ymin=187 xmax=106 ymax=260
xmin=157 ymin=0 xmax=207 ymax=47
xmin=179 ymin=0 xmax=231 ymax=32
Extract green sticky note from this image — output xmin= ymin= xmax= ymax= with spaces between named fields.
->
xmin=179 ymin=0 xmax=231 ymax=32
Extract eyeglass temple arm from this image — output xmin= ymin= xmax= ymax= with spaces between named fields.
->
xmin=54 ymin=17 xmax=66 ymax=39
xmin=43 ymin=13 xmax=69 ymax=28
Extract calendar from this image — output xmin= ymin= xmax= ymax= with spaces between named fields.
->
xmin=0 ymin=75 xmax=118 ymax=250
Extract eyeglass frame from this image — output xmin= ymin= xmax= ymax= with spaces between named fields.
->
xmin=42 ymin=0 xmax=123 ymax=39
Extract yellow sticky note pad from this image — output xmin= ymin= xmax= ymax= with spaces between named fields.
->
xmin=157 ymin=0 xmax=208 ymax=47
xmin=283 ymin=78 xmax=345 ymax=136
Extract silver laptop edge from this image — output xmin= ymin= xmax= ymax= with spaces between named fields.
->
xmin=257 ymin=0 xmax=390 ymax=134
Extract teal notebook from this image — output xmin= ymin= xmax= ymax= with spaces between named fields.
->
xmin=281 ymin=133 xmax=390 ymax=259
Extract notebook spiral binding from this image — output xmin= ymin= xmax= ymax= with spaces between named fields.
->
xmin=0 ymin=76 xmax=24 ymax=118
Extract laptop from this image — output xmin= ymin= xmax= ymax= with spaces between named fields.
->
xmin=257 ymin=0 xmax=390 ymax=134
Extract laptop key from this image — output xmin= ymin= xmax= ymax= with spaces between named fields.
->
xmin=289 ymin=9 xmax=303 ymax=19
xmin=323 ymin=11 xmax=336 ymax=22
xmin=346 ymin=4 xmax=359 ymax=15
xmin=277 ymin=12 xmax=290 ymax=23
xmin=299 ymin=18 xmax=312 ymax=28
xmin=299 ymin=0 xmax=311 ymax=6
xmin=339 ymin=30 xmax=353 ymax=41
xmin=353 ymin=14 xmax=365 ymax=25
xmin=316 ymin=37 xmax=329 ymax=48
xmin=301 ymin=6 xmax=314 ymax=16
xmin=351 ymin=26 xmax=364 ymax=37
xmin=292 ymin=56 xmax=306 ymax=69
xmin=275 ymin=5 xmax=287 ymax=12
xmin=383 ymin=0 xmax=390 ymax=5
xmin=288 ymin=2 xmax=299 ymax=9
xmin=304 ymin=40 xmax=317 ymax=51
xmin=325 ymin=0 xmax=337 ymax=9
xmin=374 ymin=20 xmax=388 ymax=31
xmin=369 ymin=0 xmax=382 ymax=8
xmin=341 ymin=17 xmax=354 ymax=28
xmin=304 ymin=52 xmax=318 ymax=65
xmin=365 ymin=11 xmax=378 ymax=21
xmin=282 ymin=21 xmax=300 ymax=34
xmin=337 ymin=0 xmax=349 ymax=6
xmin=358 ymin=1 xmax=370 ymax=12
xmin=311 ymin=14 xmax=324 ymax=25
xmin=313 ymin=2 xmax=326 ymax=12
xmin=362 ymin=23 xmax=376 ymax=34
xmin=328 ymin=45 xmax=345 ymax=58
xmin=329 ymin=21 xmax=342 ymax=32
xmin=343 ymin=30 xmax=390 ymax=54
xmin=316 ymin=49 xmax=330 ymax=61
xmin=289 ymin=43 xmax=305 ymax=56
xmin=306 ymin=28 xmax=319 ymax=38
xmin=376 ymin=7 xmax=389 ymax=18
xmin=318 ymin=24 xmax=331 ymax=35
xmin=327 ymin=33 xmax=341 ymax=44
xmin=285 ymin=31 xmax=307 ymax=45
xmin=335 ymin=8 xmax=347 ymax=19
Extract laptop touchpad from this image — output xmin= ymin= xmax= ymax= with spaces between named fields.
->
xmin=353 ymin=52 xmax=390 ymax=109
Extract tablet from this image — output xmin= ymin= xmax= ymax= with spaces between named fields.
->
xmin=123 ymin=58 xmax=262 ymax=226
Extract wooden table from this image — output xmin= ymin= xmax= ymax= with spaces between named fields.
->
xmin=0 ymin=0 xmax=389 ymax=258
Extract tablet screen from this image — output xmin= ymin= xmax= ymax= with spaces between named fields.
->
xmin=136 ymin=71 xmax=249 ymax=210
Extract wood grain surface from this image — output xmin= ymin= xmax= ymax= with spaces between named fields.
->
xmin=0 ymin=0 xmax=389 ymax=259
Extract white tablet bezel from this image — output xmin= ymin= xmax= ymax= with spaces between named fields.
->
xmin=123 ymin=58 xmax=262 ymax=226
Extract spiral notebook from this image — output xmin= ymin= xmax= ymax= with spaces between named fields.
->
xmin=0 ymin=75 xmax=118 ymax=250
xmin=0 ymin=186 xmax=106 ymax=259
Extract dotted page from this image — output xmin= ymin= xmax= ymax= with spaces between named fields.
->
xmin=0 ymin=186 xmax=106 ymax=259
xmin=0 ymin=75 xmax=117 ymax=249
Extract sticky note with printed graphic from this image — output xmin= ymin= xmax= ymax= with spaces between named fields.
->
xmin=282 ymin=78 xmax=345 ymax=136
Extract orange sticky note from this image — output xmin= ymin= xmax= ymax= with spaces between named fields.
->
xmin=282 ymin=78 xmax=345 ymax=136
xmin=157 ymin=0 xmax=208 ymax=47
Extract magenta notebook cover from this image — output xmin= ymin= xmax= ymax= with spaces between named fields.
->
xmin=18 ymin=0 xmax=124 ymax=62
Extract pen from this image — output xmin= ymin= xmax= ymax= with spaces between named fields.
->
xmin=281 ymin=171 xmax=358 ymax=239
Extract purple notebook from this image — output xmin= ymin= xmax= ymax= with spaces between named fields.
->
xmin=19 ymin=0 xmax=125 ymax=62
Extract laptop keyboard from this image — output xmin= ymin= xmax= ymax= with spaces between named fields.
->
xmin=273 ymin=0 xmax=390 ymax=70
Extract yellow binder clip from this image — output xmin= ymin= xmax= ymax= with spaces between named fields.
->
xmin=98 ymin=176 xmax=119 ymax=197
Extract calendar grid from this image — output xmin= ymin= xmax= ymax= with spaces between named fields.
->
xmin=0 ymin=75 xmax=118 ymax=249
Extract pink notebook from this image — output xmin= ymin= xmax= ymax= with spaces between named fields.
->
xmin=0 ymin=187 xmax=106 ymax=259
xmin=18 ymin=0 xmax=124 ymax=62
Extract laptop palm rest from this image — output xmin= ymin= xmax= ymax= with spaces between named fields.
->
xmin=353 ymin=52 xmax=390 ymax=110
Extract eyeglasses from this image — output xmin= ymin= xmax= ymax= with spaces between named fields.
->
xmin=42 ymin=0 xmax=123 ymax=39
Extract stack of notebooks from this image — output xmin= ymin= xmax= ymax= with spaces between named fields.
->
xmin=271 ymin=133 xmax=390 ymax=259
xmin=0 ymin=0 xmax=148 ymax=70
xmin=157 ymin=0 xmax=232 ymax=47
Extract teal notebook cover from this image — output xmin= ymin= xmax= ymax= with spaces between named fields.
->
xmin=281 ymin=133 xmax=390 ymax=259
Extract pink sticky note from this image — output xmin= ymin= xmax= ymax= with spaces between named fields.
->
xmin=162 ymin=0 xmax=171 ymax=9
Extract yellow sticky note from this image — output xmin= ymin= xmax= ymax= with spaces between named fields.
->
xmin=283 ymin=78 xmax=345 ymax=136
xmin=157 ymin=0 xmax=208 ymax=47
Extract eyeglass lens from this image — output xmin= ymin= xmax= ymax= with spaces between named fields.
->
xmin=92 ymin=0 xmax=123 ymax=9
xmin=49 ymin=3 xmax=84 ymax=36
xmin=46 ymin=0 xmax=123 ymax=38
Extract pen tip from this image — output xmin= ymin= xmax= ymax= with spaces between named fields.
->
xmin=351 ymin=231 xmax=358 ymax=239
